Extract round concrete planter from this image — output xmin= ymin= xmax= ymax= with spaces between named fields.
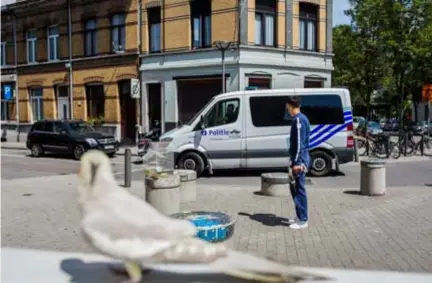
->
xmin=174 ymin=169 xmax=197 ymax=203
xmin=145 ymin=174 xmax=181 ymax=215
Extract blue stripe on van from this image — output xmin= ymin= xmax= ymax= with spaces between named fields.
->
xmin=307 ymin=110 xmax=352 ymax=148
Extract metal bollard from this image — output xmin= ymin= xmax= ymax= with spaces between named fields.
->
xmin=354 ymin=138 xmax=359 ymax=162
xmin=124 ymin=148 xmax=132 ymax=188
xmin=420 ymin=133 xmax=424 ymax=156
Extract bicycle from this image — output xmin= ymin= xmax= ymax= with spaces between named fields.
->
xmin=388 ymin=132 xmax=415 ymax=159
xmin=356 ymin=132 xmax=390 ymax=158
xmin=411 ymin=131 xmax=432 ymax=156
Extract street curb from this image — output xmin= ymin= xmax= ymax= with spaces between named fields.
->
xmin=0 ymin=144 xmax=139 ymax=156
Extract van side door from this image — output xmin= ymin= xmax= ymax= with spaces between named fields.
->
xmin=196 ymin=96 xmax=243 ymax=169
xmin=244 ymin=94 xmax=292 ymax=168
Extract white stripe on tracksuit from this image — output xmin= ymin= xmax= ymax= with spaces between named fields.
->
xmin=294 ymin=117 xmax=301 ymax=164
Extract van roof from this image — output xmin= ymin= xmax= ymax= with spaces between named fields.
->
xmin=217 ymin=88 xmax=349 ymax=99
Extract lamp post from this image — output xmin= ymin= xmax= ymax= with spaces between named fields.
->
xmin=214 ymin=41 xmax=236 ymax=93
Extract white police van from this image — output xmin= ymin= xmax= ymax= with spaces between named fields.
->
xmin=160 ymin=88 xmax=354 ymax=177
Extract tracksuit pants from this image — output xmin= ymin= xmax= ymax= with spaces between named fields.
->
xmin=289 ymin=171 xmax=308 ymax=222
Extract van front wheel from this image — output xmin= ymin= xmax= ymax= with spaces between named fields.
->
xmin=310 ymin=151 xmax=333 ymax=177
xmin=178 ymin=151 xmax=205 ymax=176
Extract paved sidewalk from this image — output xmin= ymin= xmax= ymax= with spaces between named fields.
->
xmin=1 ymin=175 xmax=431 ymax=273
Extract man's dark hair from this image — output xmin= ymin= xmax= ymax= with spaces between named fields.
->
xmin=286 ymin=96 xmax=301 ymax=108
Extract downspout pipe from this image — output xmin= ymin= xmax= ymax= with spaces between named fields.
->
xmin=67 ymin=0 xmax=74 ymax=119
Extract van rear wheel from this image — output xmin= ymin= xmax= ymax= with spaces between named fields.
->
xmin=310 ymin=151 xmax=333 ymax=177
xmin=177 ymin=151 xmax=205 ymax=176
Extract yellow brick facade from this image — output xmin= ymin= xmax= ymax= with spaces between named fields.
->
xmin=1 ymin=0 xmax=330 ymax=127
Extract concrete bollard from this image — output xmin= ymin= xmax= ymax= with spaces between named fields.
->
xmin=360 ymin=159 xmax=386 ymax=196
xmin=145 ymin=174 xmax=181 ymax=215
xmin=260 ymin=172 xmax=291 ymax=197
xmin=174 ymin=169 xmax=197 ymax=203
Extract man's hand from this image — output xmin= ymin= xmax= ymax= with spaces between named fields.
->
xmin=292 ymin=165 xmax=303 ymax=174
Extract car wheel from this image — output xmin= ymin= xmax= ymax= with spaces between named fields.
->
xmin=177 ymin=151 xmax=205 ymax=176
xmin=73 ymin=144 xmax=86 ymax=160
xmin=309 ymin=150 xmax=333 ymax=177
xmin=31 ymin=144 xmax=44 ymax=157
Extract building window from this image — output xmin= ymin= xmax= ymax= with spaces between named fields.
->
xmin=148 ymin=7 xmax=161 ymax=53
xmin=1 ymin=41 xmax=6 ymax=66
xmin=85 ymin=19 xmax=97 ymax=56
xmin=47 ymin=26 xmax=59 ymax=61
xmin=111 ymin=13 xmax=126 ymax=52
xmin=191 ymin=0 xmax=211 ymax=49
xmin=26 ymin=30 xmax=37 ymax=63
xmin=304 ymin=80 xmax=323 ymax=88
xmin=86 ymin=84 xmax=105 ymax=118
xmin=255 ymin=0 xmax=276 ymax=46
xmin=30 ymin=88 xmax=44 ymax=121
xmin=299 ymin=3 xmax=318 ymax=51
xmin=248 ymin=76 xmax=271 ymax=89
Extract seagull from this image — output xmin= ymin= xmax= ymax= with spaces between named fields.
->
xmin=77 ymin=150 xmax=331 ymax=283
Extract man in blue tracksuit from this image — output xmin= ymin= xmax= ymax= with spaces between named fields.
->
xmin=286 ymin=96 xmax=311 ymax=229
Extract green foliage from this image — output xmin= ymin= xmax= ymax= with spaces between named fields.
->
xmin=333 ymin=0 xmax=432 ymax=119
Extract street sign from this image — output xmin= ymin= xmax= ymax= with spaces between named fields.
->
xmin=3 ymin=85 xmax=12 ymax=100
xmin=130 ymin=78 xmax=140 ymax=99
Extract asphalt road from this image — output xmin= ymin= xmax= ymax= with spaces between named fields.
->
xmin=0 ymin=148 xmax=146 ymax=180
xmin=2 ymin=148 xmax=431 ymax=188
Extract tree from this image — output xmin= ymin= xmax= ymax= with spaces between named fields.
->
xmin=332 ymin=25 xmax=364 ymax=105
xmin=344 ymin=0 xmax=388 ymax=118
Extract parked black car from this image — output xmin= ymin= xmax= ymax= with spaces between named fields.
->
xmin=26 ymin=120 xmax=119 ymax=159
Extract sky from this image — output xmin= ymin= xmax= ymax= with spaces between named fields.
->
xmin=0 ymin=0 xmax=351 ymax=26
xmin=333 ymin=0 xmax=351 ymax=26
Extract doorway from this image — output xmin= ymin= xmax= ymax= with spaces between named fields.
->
xmin=147 ymin=83 xmax=162 ymax=130
xmin=119 ymin=80 xmax=137 ymax=144
xmin=56 ymin=85 xmax=70 ymax=120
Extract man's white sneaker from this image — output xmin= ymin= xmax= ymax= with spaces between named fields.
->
xmin=289 ymin=221 xmax=308 ymax=230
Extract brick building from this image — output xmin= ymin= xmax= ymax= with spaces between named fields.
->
xmin=138 ymin=0 xmax=333 ymax=132
xmin=1 ymin=0 xmax=140 ymax=141
xmin=1 ymin=0 xmax=334 ymax=138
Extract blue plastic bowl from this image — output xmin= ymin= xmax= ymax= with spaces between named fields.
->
xmin=171 ymin=211 xmax=235 ymax=243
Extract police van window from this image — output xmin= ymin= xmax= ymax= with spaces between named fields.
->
xmin=249 ymin=94 xmax=344 ymax=127
xmin=301 ymin=95 xmax=344 ymax=125
xmin=203 ymin=98 xmax=239 ymax=128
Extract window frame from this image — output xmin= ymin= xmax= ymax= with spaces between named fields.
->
xmin=84 ymin=19 xmax=97 ymax=56
xmin=111 ymin=13 xmax=126 ymax=52
xmin=30 ymin=87 xmax=44 ymax=122
xmin=47 ymin=25 xmax=59 ymax=61
xmin=299 ymin=3 xmax=318 ymax=52
xmin=148 ymin=7 xmax=161 ymax=53
xmin=0 ymin=41 xmax=6 ymax=66
xmin=26 ymin=30 xmax=37 ymax=64
xmin=247 ymin=76 xmax=272 ymax=89
xmin=255 ymin=0 xmax=277 ymax=47
xmin=190 ymin=0 xmax=212 ymax=49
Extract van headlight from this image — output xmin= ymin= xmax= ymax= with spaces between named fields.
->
xmin=160 ymin=137 xmax=173 ymax=142
xmin=86 ymin=138 xmax=98 ymax=146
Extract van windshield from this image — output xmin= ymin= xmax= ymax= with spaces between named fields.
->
xmin=185 ymin=97 xmax=216 ymax=125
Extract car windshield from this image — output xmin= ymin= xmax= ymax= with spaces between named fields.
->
xmin=68 ymin=122 xmax=95 ymax=133
xmin=368 ymin=121 xmax=381 ymax=129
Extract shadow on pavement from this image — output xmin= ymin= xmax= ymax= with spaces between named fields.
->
xmin=238 ymin=212 xmax=291 ymax=227
xmin=425 ymin=183 xmax=432 ymax=187
xmin=343 ymin=190 xmax=363 ymax=196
